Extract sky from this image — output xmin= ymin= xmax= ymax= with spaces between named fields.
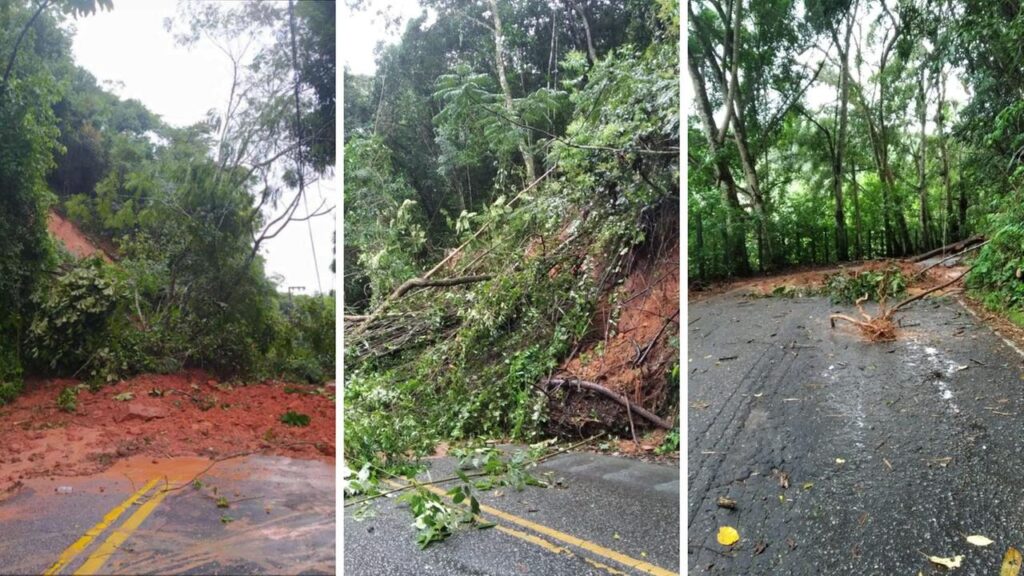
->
xmin=70 ymin=0 xmax=336 ymax=295
xmin=342 ymin=0 xmax=427 ymax=75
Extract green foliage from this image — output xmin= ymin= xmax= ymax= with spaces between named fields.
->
xmin=57 ymin=386 xmax=77 ymax=413
xmin=26 ymin=256 xmax=131 ymax=381
xmin=968 ymin=224 xmax=1024 ymax=311
xmin=824 ymin=267 xmax=907 ymax=304
xmin=267 ymin=294 xmax=335 ymax=384
xmin=656 ymin=429 xmax=680 ymax=455
xmin=280 ymin=410 xmax=311 ymax=427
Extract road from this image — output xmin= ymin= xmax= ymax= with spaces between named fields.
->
xmin=344 ymin=450 xmax=680 ymax=575
xmin=0 ymin=455 xmax=334 ymax=575
xmin=688 ymin=290 xmax=1024 ymax=574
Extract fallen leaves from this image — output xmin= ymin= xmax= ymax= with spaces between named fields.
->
xmin=965 ymin=535 xmax=993 ymax=547
xmin=716 ymin=496 xmax=737 ymax=510
xmin=717 ymin=526 xmax=740 ymax=546
xmin=926 ymin=554 xmax=963 ymax=569
xmin=1002 ymin=547 xmax=1022 ymax=576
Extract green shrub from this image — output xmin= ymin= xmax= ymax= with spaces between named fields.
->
xmin=57 ymin=387 xmax=78 ymax=413
xmin=967 ymin=224 xmax=1024 ymax=311
xmin=26 ymin=256 xmax=132 ymax=380
xmin=824 ymin=266 xmax=906 ymax=304
xmin=280 ymin=410 xmax=311 ymax=427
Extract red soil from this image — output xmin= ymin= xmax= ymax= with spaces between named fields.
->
xmin=0 ymin=370 xmax=335 ymax=498
xmin=689 ymin=259 xmax=964 ymax=302
xmin=46 ymin=210 xmax=113 ymax=262
xmin=557 ymin=242 xmax=680 ymax=432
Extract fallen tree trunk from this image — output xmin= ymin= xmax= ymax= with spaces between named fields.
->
xmin=911 ymin=235 xmax=984 ymax=263
xmin=912 ymin=240 xmax=988 ymax=281
xmin=542 ymin=377 xmax=673 ymax=429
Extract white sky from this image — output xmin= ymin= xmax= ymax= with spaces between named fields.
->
xmin=70 ymin=0 xmax=335 ymax=295
xmin=342 ymin=0 xmax=427 ymax=75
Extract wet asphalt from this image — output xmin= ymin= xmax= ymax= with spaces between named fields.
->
xmin=343 ymin=451 xmax=680 ymax=575
xmin=688 ymin=291 xmax=1024 ymax=574
xmin=0 ymin=455 xmax=334 ymax=575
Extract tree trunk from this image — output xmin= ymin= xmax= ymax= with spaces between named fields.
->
xmin=831 ymin=11 xmax=853 ymax=261
xmin=851 ymin=163 xmax=862 ymax=259
xmin=569 ymin=0 xmax=597 ymax=65
xmin=695 ymin=209 xmax=707 ymax=281
xmin=489 ymin=0 xmax=536 ymax=182
xmin=687 ymin=51 xmax=751 ymax=276
xmin=916 ymin=65 xmax=932 ymax=252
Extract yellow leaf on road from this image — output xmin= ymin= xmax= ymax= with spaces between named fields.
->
xmin=966 ymin=535 xmax=994 ymax=547
xmin=927 ymin=554 xmax=963 ymax=569
xmin=717 ymin=526 xmax=739 ymax=546
xmin=1002 ymin=547 xmax=1022 ymax=576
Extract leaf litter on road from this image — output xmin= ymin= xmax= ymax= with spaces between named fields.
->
xmin=1002 ymin=547 xmax=1022 ymax=576
xmin=716 ymin=526 xmax=739 ymax=546
xmin=925 ymin=554 xmax=963 ymax=569
xmin=965 ymin=534 xmax=993 ymax=547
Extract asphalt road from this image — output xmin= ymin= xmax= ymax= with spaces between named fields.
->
xmin=688 ymin=290 xmax=1024 ymax=574
xmin=0 ymin=455 xmax=334 ymax=575
xmin=344 ymin=450 xmax=680 ymax=575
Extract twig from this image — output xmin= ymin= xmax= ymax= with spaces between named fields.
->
xmin=633 ymin=310 xmax=680 ymax=367
xmin=163 ymin=441 xmax=319 ymax=493
xmin=892 ymin=266 xmax=973 ymax=314
xmin=344 ymin=434 xmax=604 ymax=508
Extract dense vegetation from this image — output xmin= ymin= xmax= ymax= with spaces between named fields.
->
xmin=687 ymin=0 xmax=1024 ymax=302
xmin=0 ymin=0 xmax=335 ymax=405
xmin=344 ymin=0 xmax=680 ymax=470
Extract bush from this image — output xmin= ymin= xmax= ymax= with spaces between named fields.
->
xmin=57 ymin=386 xmax=78 ymax=412
xmin=267 ymin=294 xmax=335 ymax=383
xmin=824 ymin=266 xmax=906 ymax=304
xmin=26 ymin=256 xmax=131 ymax=380
xmin=968 ymin=224 xmax=1024 ymax=311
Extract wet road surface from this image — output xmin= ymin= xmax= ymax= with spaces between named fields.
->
xmin=344 ymin=451 xmax=680 ymax=575
xmin=0 ymin=455 xmax=334 ymax=574
xmin=688 ymin=291 xmax=1024 ymax=574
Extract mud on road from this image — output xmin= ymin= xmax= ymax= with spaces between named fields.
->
xmin=688 ymin=292 xmax=1024 ymax=574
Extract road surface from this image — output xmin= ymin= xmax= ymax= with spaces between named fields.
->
xmin=344 ymin=450 xmax=680 ymax=575
xmin=0 ymin=455 xmax=334 ymax=575
xmin=688 ymin=291 xmax=1024 ymax=574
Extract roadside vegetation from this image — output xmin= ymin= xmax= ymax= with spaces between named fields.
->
xmin=0 ymin=1 xmax=335 ymax=406
xmin=344 ymin=0 xmax=680 ymax=545
xmin=687 ymin=0 xmax=1024 ymax=331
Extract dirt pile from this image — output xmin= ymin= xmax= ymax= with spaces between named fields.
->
xmin=690 ymin=258 xmax=968 ymax=302
xmin=0 ymin=370 xmax=334 ymax=498
xmin=549 ymin=242 xmax=679 ymax=441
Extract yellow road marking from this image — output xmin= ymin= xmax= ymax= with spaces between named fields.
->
xmin=385 ymin=479 xmax=677 ymax=576
xmin=75 ymin=483 xmax=173 ymax=575
xmin=44 ymin=478 xmax=161 ymax=576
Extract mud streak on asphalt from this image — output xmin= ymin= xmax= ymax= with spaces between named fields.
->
xmin=688 ymin=293 xmax=1024 ymax=574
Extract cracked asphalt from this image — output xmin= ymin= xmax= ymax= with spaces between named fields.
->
xmin=688 ymin=290 xmax=1024 ymax=574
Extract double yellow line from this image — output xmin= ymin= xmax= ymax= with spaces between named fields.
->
xmin=383 ymin=479 xmax=678 ymax=576
xmin=45 ymin=477 xmax=170 ymax=576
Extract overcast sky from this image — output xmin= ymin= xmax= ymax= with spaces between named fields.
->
xmin=71 ymin=0 xmax=335 ymax=295
xmin=342 ymin=0 xmax=427 ymax=75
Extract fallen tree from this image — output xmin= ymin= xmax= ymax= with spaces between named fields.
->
xmin=830 ymin=266 xmax=973 ymax=341
xmin=541 ymin=377 xmax=674 ymax=429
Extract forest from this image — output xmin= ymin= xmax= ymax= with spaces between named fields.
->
xmin=343 ymin=0 xmax=680 ymax=481
xmin=688 ymin=0 xmax=1024 ymax=316
xmin=0 ymin=0 xmax=335 ymax=405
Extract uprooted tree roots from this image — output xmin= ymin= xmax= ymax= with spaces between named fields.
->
xmin=829 ymin=266 xmax=973 ymax=342
xmin=829 ymin=295 xmax=899 ymax=341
